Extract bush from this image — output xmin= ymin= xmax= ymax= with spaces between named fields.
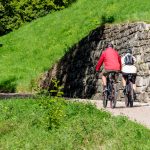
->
xmin=0 ymin=0 xmax=76 ymax=35
xmin=39 ymin=97 xmax=67 ymax=130
xmin=0 ymin=77 xmax=17 ymax=93
xmin=35 ymin=78 xmax=65 ymax=130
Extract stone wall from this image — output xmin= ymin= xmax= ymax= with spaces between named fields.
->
xmin=41 ymin=22 xmax=150 ymax=102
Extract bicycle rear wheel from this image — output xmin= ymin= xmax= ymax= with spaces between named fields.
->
xmin=127 ymin=95 xmax=133 ymax=107
xmin=124 ymin=86 xmax=129 ymax=107
xmin=111 ymin=84 xmax=117 ymax=108
xmin=128 ymin=82 xmax=134 ymax=107
xmin=103 ymin=91 xmax=108 ymax=108
xmin=125 ymin=94 xmax=129 ymax=107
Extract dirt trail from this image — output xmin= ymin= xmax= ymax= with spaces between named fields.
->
xmin=73 ymin=99 xmax=150 ymax=129
xmin=91 ymin=100 xmax=150 ymax=129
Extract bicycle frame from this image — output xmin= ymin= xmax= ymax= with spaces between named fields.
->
xmin=103 ymin=72 xmax=118 ymax=108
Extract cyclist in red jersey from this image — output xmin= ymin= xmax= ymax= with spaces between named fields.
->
xmin=96 ymin=43 xmax=122 ymax=90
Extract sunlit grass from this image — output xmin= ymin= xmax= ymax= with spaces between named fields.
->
xmin=0 ymin=99 xmax=150 ymax=149
xmin=0 ymin=0 xmax=150 ymax=92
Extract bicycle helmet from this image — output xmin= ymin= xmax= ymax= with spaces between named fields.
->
xmin=126 ymin=48 xmax=132 ymax=54
xmin=106 ymin=43 xmax=113 ymax=48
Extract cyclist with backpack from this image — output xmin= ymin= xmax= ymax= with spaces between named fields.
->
xmin=96 ymin=43 xmax=122 ymax=91
xmin=121 ymin=48 xmax=137 ymax=96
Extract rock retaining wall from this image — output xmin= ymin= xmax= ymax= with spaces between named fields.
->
xmin=41 ymin=22 xmax=150 ymax=102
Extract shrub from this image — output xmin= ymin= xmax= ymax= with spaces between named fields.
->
xmin=30 ymin=77 xmax=64 ymax=97
xmin=35 ymin=78 xmax=65 ymax=130
xmin=49 ymin=78 xmax=64 ymax=97
xmin=39 ymin=97 xmax=67 ymax=130
xmin=0 ymin=77 xmax=17 ymax=93
xmin=0 ymin=0 xmax=76 ymax=35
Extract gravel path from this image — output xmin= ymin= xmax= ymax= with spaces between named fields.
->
xmin=91 ymin=100 xmax=150 ymax=129
xmin=73 ymin=99 xmax=150 ymax=129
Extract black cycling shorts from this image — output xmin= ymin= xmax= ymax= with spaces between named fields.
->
xmin=122 ymin=73 xmax=137 ymax=84
xmin=102 ymin=69 xmax=120 ymax=77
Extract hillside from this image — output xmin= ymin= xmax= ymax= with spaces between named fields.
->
xmin=0 ymin=0 xmax=150 ymax=92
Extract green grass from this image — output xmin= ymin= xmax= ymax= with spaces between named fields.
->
xmin=0 ymin=98 xmax=150 ymax=149
xmin=1 ymin=0 xmax=150 ymax=92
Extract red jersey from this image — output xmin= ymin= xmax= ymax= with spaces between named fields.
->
xmin=96 ymin=48 xmax=122 ymax=71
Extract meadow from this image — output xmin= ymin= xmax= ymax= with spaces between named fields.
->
xmin=0 ymin=0 xmax=150 ymax=92
xmin=0 ymin=98 xmax=150 ymax=149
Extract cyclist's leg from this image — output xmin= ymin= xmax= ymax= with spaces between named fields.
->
xmin=114 ymin=70 xmax=120 ymax=83
xmin=123 ymin=73 xmax=130 ymax=107
xmin=102 ymin=75 xmax=107 ymax=87
xmin=102 ymin=69 xmax=108 ymax=90
xmin=122 ymin=74 xmax=126 ymax=87
xmin=122 ymin=73 xmax=127 ymax=94
xmin=132 ymin=73 xmax=137 ymax=100
xmin=128 ymin=80 xmax=134 ymax=107
xmin=132 ymin=74 xmax=137 ymax=91
xmin=102 ymin=70 xmax=109 ymax=108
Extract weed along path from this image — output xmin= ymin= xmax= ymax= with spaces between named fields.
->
xmin=73 ymin=99 xmax=150 ymax=129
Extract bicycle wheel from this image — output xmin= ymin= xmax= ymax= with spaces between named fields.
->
xmin=103 ymin=91 xmax=108 ymax=108
xmin=125 ymin=94 xmax=129 ymax=107
xmin=124 ymin=86 xmax=129 ymax=107
xmin=129 ymin=82 xmax=134 ymax=107
xmin=111 ymin=84 xmax=117 ymax=108
xmin=127 ymin=95 xmax=133 ymax=107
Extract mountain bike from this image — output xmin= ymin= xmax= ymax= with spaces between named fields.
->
xmin=124 ymin=74 xmax=135 ymax=107
xmin=103 ymin=72 xmax=118 ymax=108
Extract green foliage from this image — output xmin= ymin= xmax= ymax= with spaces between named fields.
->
xmin=0 ymin=99 xmax=150 ymax=149
xmin=29 ymin=78 xmax=65 ymax=130
xmin=0 ymin=77 xmax=17 ymax=93
xmin=0 ymin=0 xmax=76 ymax=35
xmin=30 ymin=77 xmax=64 ymax=97
xmin=36 ymin=78 xmax=64 ymax=130
xmin=1 ymin=0 xmax=150 ymax=92
xmin=101 ymin=15 xmax=115 ymax=24
xmin=29 ymin=76 xmax=49 ymax=95
xmin=49 ymin=78 xmax=64 ymax=97
xmin=39 ymin=97 xmax=66 ymax=130
xmin=62 ymin=0 xmax=76 ymax=7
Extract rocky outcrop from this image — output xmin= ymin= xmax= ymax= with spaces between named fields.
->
xmin=41 ymin=22 xmax=150 ymax=102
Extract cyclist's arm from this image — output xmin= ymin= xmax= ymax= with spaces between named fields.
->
xmin=133 ymin=56 xmax=136 ymax=63
xmin=96 ymin=52 xmax=104 ymax=71
xmin=121 ymin=56 xmax=125 ymax=64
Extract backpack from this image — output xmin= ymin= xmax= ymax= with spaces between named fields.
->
xmin=124 ymin=54 xmax=134 ymax=65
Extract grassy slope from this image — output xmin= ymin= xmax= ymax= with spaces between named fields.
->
xmin=0 ymin=0 xmax=150 ymax=92
xmin=0 ymin=99 xmax=150 ymax=149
